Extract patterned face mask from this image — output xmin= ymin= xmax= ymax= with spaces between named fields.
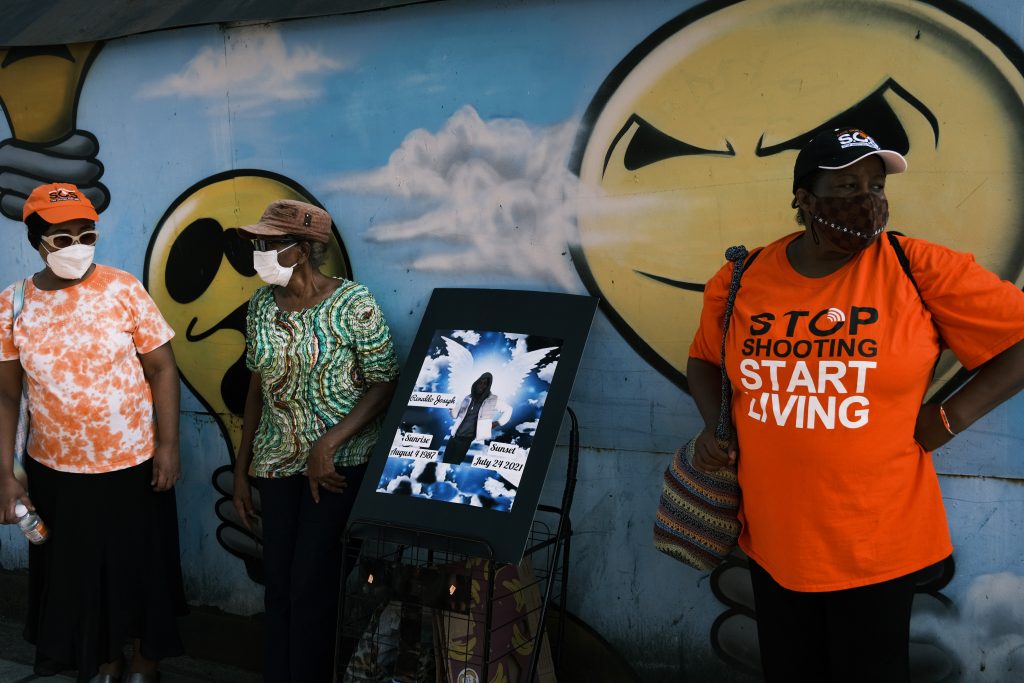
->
xmin=810 ymin=193 xmax=889 ymax=248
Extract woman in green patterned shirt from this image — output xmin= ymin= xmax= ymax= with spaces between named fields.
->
xmin=231 ymin=200 xmax=399 ymax=683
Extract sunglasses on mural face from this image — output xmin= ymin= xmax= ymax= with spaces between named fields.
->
xmin=40 ymin=229 xmax=99 ymax=249
xmin=250 ymin=238 xmax=297 ymax=252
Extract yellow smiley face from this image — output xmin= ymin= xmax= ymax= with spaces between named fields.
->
xmin=573 ymin=0 xmax=1024 ymax=395
xmin=145 ymin=171 xmax=351 ymax=457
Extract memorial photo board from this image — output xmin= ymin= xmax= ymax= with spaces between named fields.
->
xmin=348 ymin=288 xmax=597 ymax=563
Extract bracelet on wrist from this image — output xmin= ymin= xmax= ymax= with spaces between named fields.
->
xmin=938 ymin=404 xmax=957 ymax=437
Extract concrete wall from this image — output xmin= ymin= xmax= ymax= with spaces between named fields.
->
xmin=1 ymin=1 xmax=1022 ymax=680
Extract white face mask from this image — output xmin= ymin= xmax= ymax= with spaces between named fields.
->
xmin=252 ymin=243 xmax=297 ymax=286
xmin=45 ymin=244 xmax=95 ymax=280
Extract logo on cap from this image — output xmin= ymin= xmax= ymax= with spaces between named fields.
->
xmin=48 ymin=187 xmax=81 ymax=203
xmin=836 ymin=129 xmax=880 ymax=151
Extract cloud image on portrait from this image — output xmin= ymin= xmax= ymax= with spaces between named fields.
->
xmin=377 ymin=329 xmax=561 ymax=511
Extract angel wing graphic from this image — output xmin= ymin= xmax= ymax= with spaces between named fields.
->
xmin=442 ymin=335 xmax=559 ymax=403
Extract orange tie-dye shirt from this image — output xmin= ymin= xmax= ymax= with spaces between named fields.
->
xmin=0 ymin=265 xmax=174 ymax=473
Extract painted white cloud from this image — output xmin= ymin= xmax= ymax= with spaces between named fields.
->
xmin=915 ymin=572 xmax=1024 ymax=679
xmin=139 ymin=25 xmax=350 ymax=111
xmin=330 ymin=105 xmax=583 ymax=290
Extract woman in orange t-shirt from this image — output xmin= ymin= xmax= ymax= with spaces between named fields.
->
xmin=0 ymin=183 xmax=185 ymax=683
xmin=688 ymin=128 xmax=1024 ymax=682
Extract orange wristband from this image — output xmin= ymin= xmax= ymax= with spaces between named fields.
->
xmin=938 ymin=404 xmax=957 ymax=437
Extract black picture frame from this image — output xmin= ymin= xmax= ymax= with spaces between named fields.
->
xmin=347 ymin=288 xmax=598 ymax=563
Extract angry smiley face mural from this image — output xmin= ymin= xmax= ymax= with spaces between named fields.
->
xmin=572 ymin=0 xmax=1024 ymax=396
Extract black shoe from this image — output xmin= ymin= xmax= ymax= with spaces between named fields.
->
xmin=33 ymin=653 xmax=64 ymax=676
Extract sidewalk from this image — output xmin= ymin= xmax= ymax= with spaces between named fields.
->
xmin=0 ymin=570 xmax=262 ymax=683
xmin=0 ymin=616 xmax=262 ymax=682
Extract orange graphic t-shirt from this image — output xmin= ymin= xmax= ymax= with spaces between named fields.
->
xmin=690 ymin=233 xmax=1024 ymax=591
xmin=0 ymin=265 xmax=174 ymax=474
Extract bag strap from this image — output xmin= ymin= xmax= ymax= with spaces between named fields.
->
xmin=714 ymin=246 xmax=760 ymax=443
xmin=886 ymin=232 xmax=923 ymax=300
xmin=12 ymin=279 xmax=27 ymax=400
xmin=12 ymin=279 xmax=29 ymax=463
xmin=12 ymin=278 xmax=26 ymax=323
xmin=887 ymin=231 xmax=944 ymax=338
xmin=885 ymin=230 xmax=962 ymax=403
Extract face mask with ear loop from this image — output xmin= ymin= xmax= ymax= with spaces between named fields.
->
xmin=253 ymin=242 xmax=298 ymax=286
xmin=44 ymin=243 xmax=95 ymax=280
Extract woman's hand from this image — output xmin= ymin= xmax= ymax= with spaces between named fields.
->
xmin=151 ymin=442 xmax=180 ymax=491
xmin=139 ymin=344 xmax=181 ymax=492
xmin=913 ymin=403 xmax=955 ymax=452
xmin=692 ymin=429 xmax=738 ymax=473
xmin=307 ymin=433 xmax=348 ymax=503
xmin=0 ymin=359 xmax=29 ymax=523
xmin=0 ymin=472 xmax=31 ymax=524
xmin=303 ymin=381 xmax=395 ymax=503
xmin=232 ymin=464 xmax=258 ymax=533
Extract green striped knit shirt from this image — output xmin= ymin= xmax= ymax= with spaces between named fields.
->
xmin=245 ymin=280 xmax=399 ymax=477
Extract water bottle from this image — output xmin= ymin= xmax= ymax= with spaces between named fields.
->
xmin=14 ymin=502 xmax=48 ymax=544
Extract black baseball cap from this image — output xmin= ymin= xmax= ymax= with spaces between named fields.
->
xmin=793 ymin=127 xmax=907 ymax=193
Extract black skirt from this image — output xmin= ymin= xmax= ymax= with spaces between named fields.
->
xmin=23 ymin=455 xmax=187 ymax=682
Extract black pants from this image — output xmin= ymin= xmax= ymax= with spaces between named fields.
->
xmin=256 ymin=464 xmax=366 ymax=683
xmin=442 ymin=435 xmax=473 ymax=464
xmin=749 ymin=559 xmax=916 ymax=683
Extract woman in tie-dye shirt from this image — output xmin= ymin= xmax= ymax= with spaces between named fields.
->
xmin=0 ymin=183 xmax=185 ymax=683
xmin=232 ymin=200 xmax=398 ymax=683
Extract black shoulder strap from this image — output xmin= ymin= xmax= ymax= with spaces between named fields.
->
xmin=887 ymin=230 xmax=950 ymax=361
xmin=741 ymin=246 xmax=763 ymax=275
xmin=886 ymin=231 xmax=923 ymax=301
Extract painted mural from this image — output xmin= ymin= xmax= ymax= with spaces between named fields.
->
xmin=0 ymin=43 xmax=108 ymax=219
xmin=571 ymin=0 xmax=1024 ymax=401
xmin=0 ymin=1 xmax=1022 ymax=680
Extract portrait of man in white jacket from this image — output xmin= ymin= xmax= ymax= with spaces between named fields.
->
xmin=442 ymin=372 xmax=512 ymax=464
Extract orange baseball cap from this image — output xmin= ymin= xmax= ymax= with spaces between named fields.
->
xmin=22 ymin=183 xmax=99 ymax=224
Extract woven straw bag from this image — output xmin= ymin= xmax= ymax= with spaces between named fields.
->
xmin=653 ymin=246 xmax=754 ymax=572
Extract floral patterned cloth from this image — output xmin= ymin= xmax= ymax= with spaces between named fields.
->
xmin=0 ymin=265 xmax=174 ymax=473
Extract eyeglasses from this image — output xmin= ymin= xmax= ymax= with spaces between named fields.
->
xmin=250 ymin=238 xmax=297 ymax=252
xmin=39 ymin=230 xmax=99 ymax=250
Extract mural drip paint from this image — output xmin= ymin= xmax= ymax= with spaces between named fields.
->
xmin=709 ymin=554 xmax=958 ymax=679
xmin=570 ymin=0 xmax=1024 ymax=399
xmin=144 ymin=170 xmax=351 ymax=582
xmin=916 ymin=572 xmax=1024 ymax=679
xmin=0 ymin=43 xmax=109 ymax=219
xmin=377 ymin=329 xmax=561 ymax=511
